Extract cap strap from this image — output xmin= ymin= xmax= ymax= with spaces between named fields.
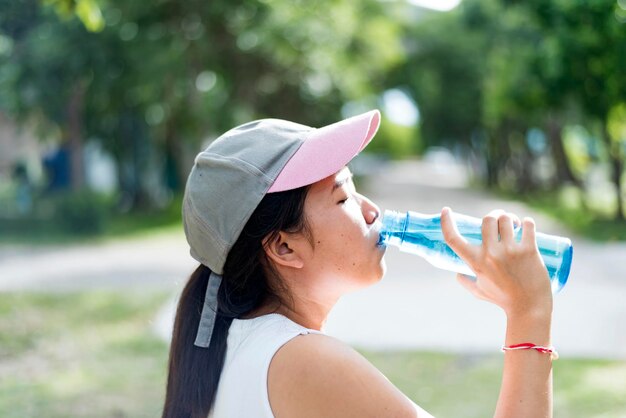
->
xmin=194 ymin=271 xmax=222 ymax=348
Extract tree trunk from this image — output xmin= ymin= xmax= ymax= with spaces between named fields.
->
xmin=485 ymin=132 xmax=499 ymax=188
xmin=163 ymin=116 xmax=187 ymax=193
xmin=490 ymin=123 xmax=514 ymax=190
xmin=116 ymin=110 xmax=152 ymax=211
xmin=602 ymin=123 xmax=625 ymax=221
xmin=66 ymin=82 xmax=85 ymax=191
xmin=517 ymin=144 xmax=535 ymax=193
xmin=546 ymin=114 xmax=582 ymax=188
xmin=486 ymin=128 xmax=506 ymax=189
xmin=130 ymin=118 xmax=152 ymax=210
xmin=611 ymin=155 xmax=624 ymax=221
xmin=602 ymin=121 xmax=626 ymax=221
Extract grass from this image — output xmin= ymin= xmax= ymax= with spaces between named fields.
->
xmin=363 ymin=351 xmax=626 ymax=418
xmin=0 ymin=291 xmax=171 ymax=418
xmin=1 ymin=292 xmax=625 ymax=418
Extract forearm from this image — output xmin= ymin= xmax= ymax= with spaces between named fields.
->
xmin=494 ymin=311 xmax=553 ymax=418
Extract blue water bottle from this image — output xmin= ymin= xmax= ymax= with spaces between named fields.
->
xmin=378 ymin=210 xmax=573 ymax=294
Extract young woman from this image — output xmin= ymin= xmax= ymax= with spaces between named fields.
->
xmin=162 ymin=110 xmax=554 ymax=418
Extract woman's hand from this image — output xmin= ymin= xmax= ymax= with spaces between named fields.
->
xmin=440 ymin=207 xmax=553 ymax=319
xmin=442 ymin=207 xmax=555 ymax=418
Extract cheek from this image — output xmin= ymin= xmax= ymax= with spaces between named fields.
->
xmin=311 ymin=225 xmax=355 ymax=267
xmin=328 ymin=218 xmax=363 ymax=249
xmin=329 ymin=226 xmax=373 ymax=271
xmin=308 ymin=206 xmax=370 ymax=264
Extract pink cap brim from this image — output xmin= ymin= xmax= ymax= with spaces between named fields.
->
xmin=268 ymin=110 xmax=381 ymax=192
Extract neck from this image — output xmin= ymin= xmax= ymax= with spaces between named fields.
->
xmin=243 ymin=294 xmax=337 ymax=331
xmin=276 ymin=294 xmax=337 ymax=331
xmin=243 ymin=272 xmax=341 ymax=331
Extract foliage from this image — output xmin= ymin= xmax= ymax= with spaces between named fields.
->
xmin=0 ymin=0 xmax=405 ymax=206
xmin=392 ymin=0 xmax=626 ymax=220
xmin=390 ymin=9 xmax=486 ymax=151
xmin=44 ymin=0 xmax=105 ymax=32
xmin=50 ymin=189 xmax=110 ymax=234
xmin=498 ymin=187 xmax=626 ymax=242
xmin=1 ymin=0 xmax=625 ymax=231
xmin=366 ymin=115 xmax=421 ymax=158
xmin=0 ymin=192 xmax=183 ymax=244
xmin=0 ymin=188 xmax=111 ymax=237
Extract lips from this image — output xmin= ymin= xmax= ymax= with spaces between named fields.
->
xmin=371 ymin=220 xmax=384 ymax=247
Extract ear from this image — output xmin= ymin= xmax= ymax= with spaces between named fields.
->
xmin=263 ymin=231 xmax=305 ymax=269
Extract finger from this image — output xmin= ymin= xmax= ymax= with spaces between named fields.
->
xmin=521 ymin=216 xmax=537 ymax=249
xmin=511 ymin=214 xmax=522 ymax=241
xmin=498 ymin=213 xmax=515 ymax=243
xmin=441 ymin=207 xmax=477 ymax=263
xmin=481 ymin=210 xmax=504 ymax=247
xmin=456 ymin=273 xmax=477 ymax=292
xmin=456 ymin=273 xmax=488 ymax=300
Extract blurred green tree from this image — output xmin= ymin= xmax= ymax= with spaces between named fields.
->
xmin=1 ymin=0 xmax=91 ymax=191
xmin=471 ymin=0 xmax=583 ymax=192
xmin=0 ymin=0 xmax=404 ymax=209
xmin=499 ymin=0 xmax=626 ymax=220
xmin=390 ymin=9 xmax=485 ymax=153
xmin=394 ymin=0 xmax=625 ymax=223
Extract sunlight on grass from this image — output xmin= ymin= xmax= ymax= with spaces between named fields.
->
xmin=362 ymin=350 xmax=626 ymax=418
xmin=0 ymin=291 xmax=170 ymax=418
xmin=1 ymin=291 xmax=624 ymax=417
xmin=583 ymin=363 xmax=626 ymax=396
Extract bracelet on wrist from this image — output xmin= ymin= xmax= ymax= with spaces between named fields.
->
xmin=501 ymin=342 xmax=559 ymax=360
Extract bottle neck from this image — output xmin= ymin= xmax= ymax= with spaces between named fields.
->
xmin=378 ymin=210 xmax=407 ymax=247
xmin=379 ymin=210 xmax=445 ymax=248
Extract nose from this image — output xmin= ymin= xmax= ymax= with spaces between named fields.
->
xmin=358 ymin=193 xmax=380 ymax=225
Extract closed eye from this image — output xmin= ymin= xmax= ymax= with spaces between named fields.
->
xmin=337 ymin=196 xmax=350 ymax=204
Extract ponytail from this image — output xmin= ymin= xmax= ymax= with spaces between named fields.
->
xmin=162 ymin=265 xmax=232 ymax=418
xmin=162 ymin=185 xmax=311 ymax=417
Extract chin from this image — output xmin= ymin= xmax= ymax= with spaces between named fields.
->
xmin=365 ymin=259 xmax=387 ymax=285
xmin=375 ymin=259 xmax=387 ymax=282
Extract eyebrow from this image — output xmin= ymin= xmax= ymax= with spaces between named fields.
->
xmin=331 ymin=172 xmax=354 ymax=193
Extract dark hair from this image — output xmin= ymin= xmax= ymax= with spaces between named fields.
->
xmin=162 ymin=185 xmax=311 ymax=418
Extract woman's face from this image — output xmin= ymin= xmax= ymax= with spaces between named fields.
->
xmin=300 ymin=166 xmax=386 ymax=291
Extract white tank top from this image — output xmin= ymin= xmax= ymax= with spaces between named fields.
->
xmin=209 ymin=313 xmax=324 ymax=418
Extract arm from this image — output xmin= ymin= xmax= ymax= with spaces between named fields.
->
xmin=441 ymin=207 xmax=554 ymax=418
xmin=495 ymin=310 xmax=552 ymax=418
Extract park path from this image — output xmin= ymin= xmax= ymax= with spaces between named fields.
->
xmin=1 ymin=159 xmax=625 ymax=359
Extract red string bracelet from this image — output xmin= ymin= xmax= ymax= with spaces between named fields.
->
xmin=501 ymin=343 xmax=559 ymax=360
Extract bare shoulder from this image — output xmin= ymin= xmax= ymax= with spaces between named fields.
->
xmin=268 ymin=333 xmax=433 ymax=418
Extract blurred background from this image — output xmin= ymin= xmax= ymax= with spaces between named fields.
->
xmin=0 ymin=0 xmax=625 ymax=417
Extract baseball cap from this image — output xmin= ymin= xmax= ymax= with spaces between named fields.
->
xmin=182 ymin=109 xmax=381 ymax=347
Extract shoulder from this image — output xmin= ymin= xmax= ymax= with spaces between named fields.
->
xmin=267 ymin=333 xmax=433 ymax=418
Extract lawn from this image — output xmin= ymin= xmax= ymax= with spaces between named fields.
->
xmin=1 ymin=291 xmax=625 ymax=418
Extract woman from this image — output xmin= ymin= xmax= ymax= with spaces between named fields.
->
xmin=163 ymin=110 xmax=554 ymax=418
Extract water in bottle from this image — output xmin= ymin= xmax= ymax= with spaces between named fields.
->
xmin=377 ymin=210 xmax=573 ymax=294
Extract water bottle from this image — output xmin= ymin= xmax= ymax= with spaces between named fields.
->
xmin=378 ymin=210 xmax=573 ymax=294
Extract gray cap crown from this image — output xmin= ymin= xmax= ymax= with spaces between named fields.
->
xmin=182 ymin=118 xmax=314 ymax=274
